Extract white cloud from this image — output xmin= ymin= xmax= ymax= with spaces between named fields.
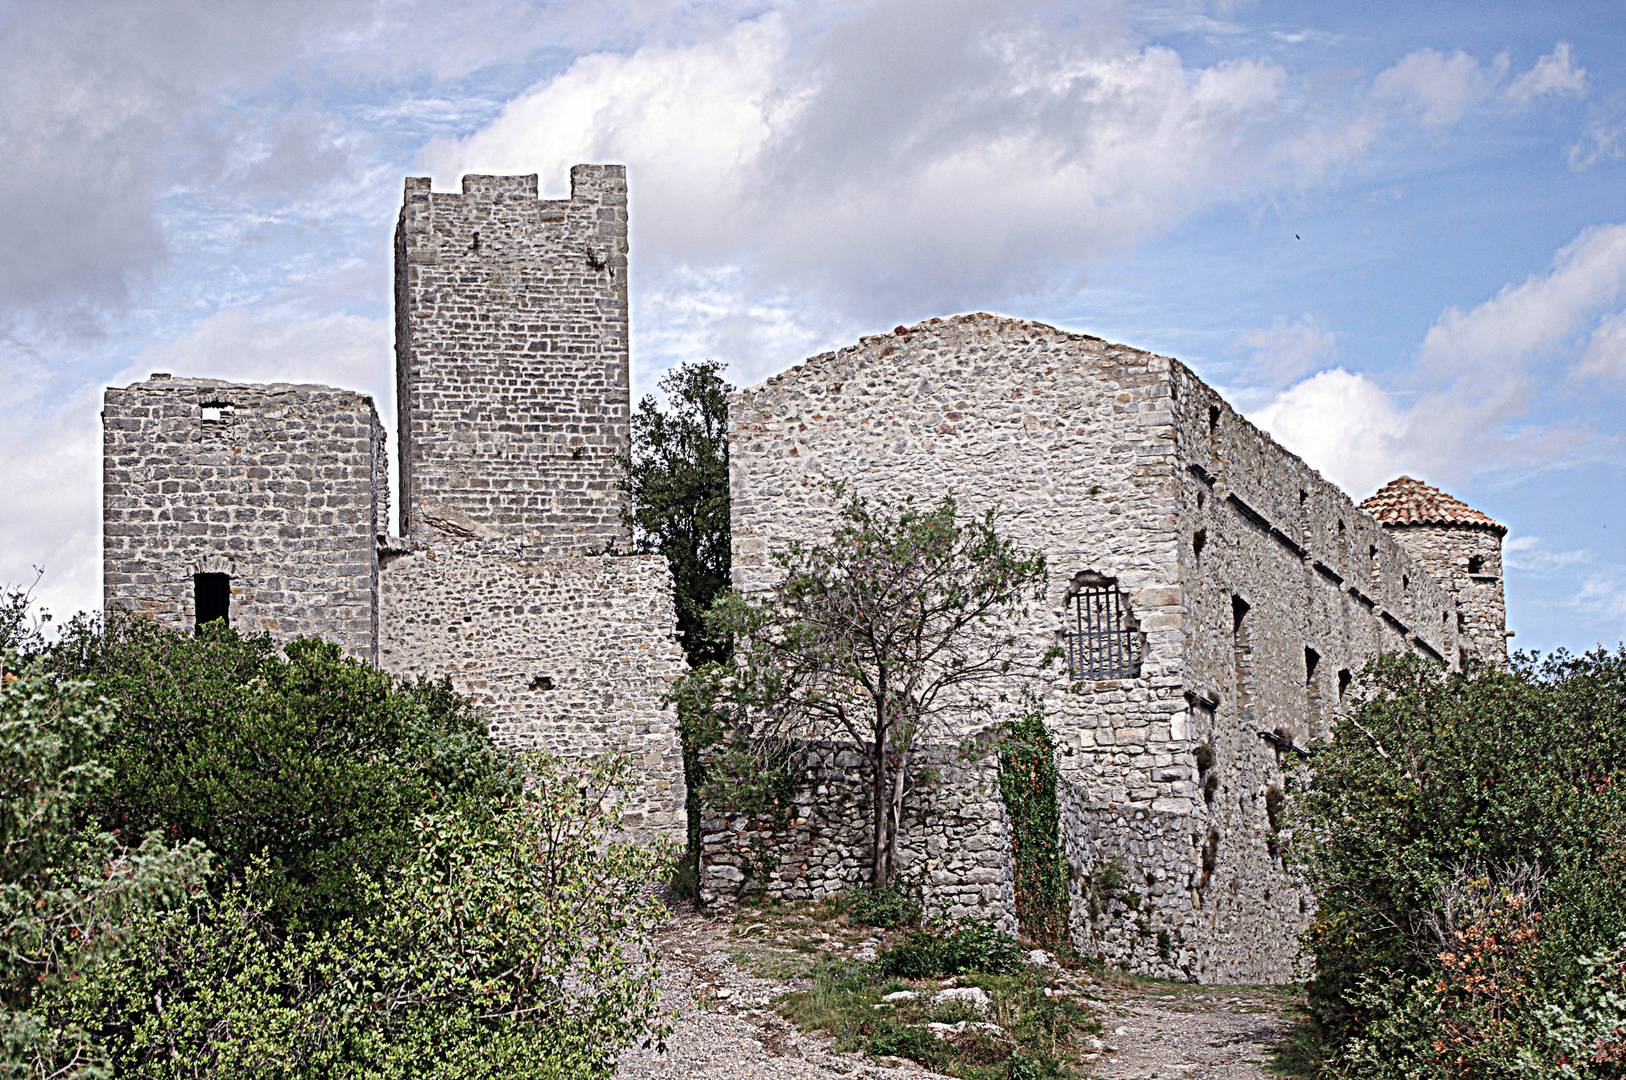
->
xmin=1504 ymin=42 xmax=1587 ymax=104
xmin=1371 ymin=47 xmax=1508 ymax=128
xmin=1249 ymin=368 xmax=1410 ymax=495
xmin=1234 ymin=314 xmax=1334 ymax=388
xmin=1578 ymin=309 xmax=1626 ymax=385
xmin=1420 ymin=222 xmax=1626 ymax=376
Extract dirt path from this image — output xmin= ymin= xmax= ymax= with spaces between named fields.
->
xmin=1084 ymin=981 xmax=1299 ymax=1080
xmin=619 ymin=906 xmax=1300 ymax=1079
xmin=618 ymin=908 xmax=952 ymax=1080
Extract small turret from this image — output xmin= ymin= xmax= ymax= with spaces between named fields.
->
xmin=1360 ymin=476 xmax=1508 ymax=669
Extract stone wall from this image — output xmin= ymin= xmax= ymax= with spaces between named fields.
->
xmin=102 ymin=376 xmax=384 ymax=659
xmin=377 ymin=543 xmax=687 ymax=845
xmin=394 ymin=168 xmax=630 ymax=551
xmin=698 ymin=738 xmax=1018 ymax=933
xmin=1382 ymin=524 xmax=1508 ymax=668
xmin=725 ymin=313 xmax=1473 ymax=982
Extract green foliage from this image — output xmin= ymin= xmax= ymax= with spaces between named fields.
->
xmin=0 ymin=655 xmax=210 ymax=1077
xmin=848 ymin=882 xmax=925 ymax=930
xmin=696 ymin=489 xmax=1052 ymax=887
xmin=33 ymin=752 xmax=670 ymax=1080
xmin=778 ymin=952 xmax=1095 ymax=1079
xmin=1289 ymin=648 xmax=1626 ymax=1078
xmin=618 ymin=360 xmax=734 ymax=667
xmin=40 ymin=615 xmax=521 ymax=932
xmin=998 ymin=698 xmax=1069 ymax=947
xmin=878 ymin=918 xmax=1023 ymax=979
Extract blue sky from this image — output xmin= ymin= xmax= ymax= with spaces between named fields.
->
xmin=1 ymin=0 xmax=1622 ymax=653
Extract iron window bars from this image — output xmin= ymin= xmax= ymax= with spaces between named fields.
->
xmin=1066 ymin=584 xmax=1138 ymax=680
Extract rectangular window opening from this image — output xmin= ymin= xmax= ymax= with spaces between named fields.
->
xmin=1066 ymin=585 xmax=1139 ymax=680
xmin=194 ymin=573 xmax=230 ymax=629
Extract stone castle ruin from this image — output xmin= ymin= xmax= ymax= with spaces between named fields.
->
xmin=100 ymin=167 xmax=1509 ymax=983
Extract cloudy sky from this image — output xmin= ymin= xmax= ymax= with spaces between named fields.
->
xmin=2 ymin=0 xmax=1622 ymax=653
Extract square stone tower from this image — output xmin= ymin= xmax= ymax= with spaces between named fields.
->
xmin=393 ymin=168 xmax=630 ymax=550
xmin=102 ymin=376 xmax=387 ymax=658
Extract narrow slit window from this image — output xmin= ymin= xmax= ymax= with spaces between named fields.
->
xmin=1193 ymin=529 xmax=1206 ymax=566
xmin=194 ymin=573 xmax=230 ymax=629
xmin=1304 ymin=646 xmax=1320 ymax=682
xmin=1066 ymin=582 xmax=1139 ymax=680
xmin=1468 ymin=555 xmax=1485 ymax=574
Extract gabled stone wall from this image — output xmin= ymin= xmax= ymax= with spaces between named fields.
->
xmin=394 ymin=168 xmax=630 ymax=550
xmin=102 ymin=376 xmax=384 ymax=659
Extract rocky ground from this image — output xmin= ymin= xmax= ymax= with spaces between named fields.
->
xmin=618 ymin=904 xmax=1305 ymax=1080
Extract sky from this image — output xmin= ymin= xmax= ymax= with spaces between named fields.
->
xmin=1 ymin=0 xmax=1622 ymax=654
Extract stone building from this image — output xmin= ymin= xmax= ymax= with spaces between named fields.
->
xmin=101 ymin=167 xmax=1512 ymax=981
xmin=709 ymin=312 xmax=1508 ymax=982
xmin=102 ymin=167 xmax=686 ymax=845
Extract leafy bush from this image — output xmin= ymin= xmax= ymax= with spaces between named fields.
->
xmin=0 ymin=654 xmax=209 ymax=1076
xmin=1290 ymin=648 xmax=1626 ymax=1078
xmin=40 ymin=615 xmax=521 ymax=932
xmin=33 ymin=753 xmax=670 ymax=1080
xmin=878 ymin=917 xmax=1023 ymax=979
xmin=848 ymin=883 xmax=924 ymax=930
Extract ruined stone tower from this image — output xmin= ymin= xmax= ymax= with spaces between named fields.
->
xmin=102 ymin=377 xmax=387 ymax=656
xmin=394 ymin=168 xmax=630 ymax=550
xmin=1360 ymin=476 xmax=1509 ymax=669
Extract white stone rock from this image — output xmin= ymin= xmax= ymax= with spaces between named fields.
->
xmin=932 ymin=986 xmax=991 ymax=1011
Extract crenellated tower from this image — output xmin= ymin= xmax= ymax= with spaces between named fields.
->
xmin=1361 ymin=475 xmax=1509 ymax=669
xmin=393 ymin=167 xmax=630 ymax=550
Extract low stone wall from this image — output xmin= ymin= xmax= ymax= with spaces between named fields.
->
xmin=698 ymin=739 xmax=1017 ymax=932
xmin=377 ymin=541 xmax=688 ymax=846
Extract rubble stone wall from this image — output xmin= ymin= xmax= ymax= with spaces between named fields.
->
xmin=102 ymin=376 xmax=384 ymax=659
xmin=1381 ymin=523 xmax=1508 ymax=668
xmin=394 ymin=168 xmax=630 ymax=550
xmin=698 ymin=739 xmax=1018 ymax=933
xmin=376 ymin=543 xmax=687 ymax=846
xmin=724 ymin=313 xmax=1474 ymax=982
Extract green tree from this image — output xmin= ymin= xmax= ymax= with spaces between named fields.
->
xmin=700 ymin=490 xmax=1052 ymax=888
xmin=1289 ymin=648 xmax=1626 ymax=1078
xmin=35 ymin=753 xmax=669 ymax=1080
xmin=618 ymin=361 xmax=733 ymax=667
xmin=0 ymin=656 xmax=210 ymax=1077
xmin=40 ymin=615 xmax=520 ymax=933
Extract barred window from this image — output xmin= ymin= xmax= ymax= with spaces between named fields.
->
xmin=1065 ymin=574 xmax=1139 ymax=680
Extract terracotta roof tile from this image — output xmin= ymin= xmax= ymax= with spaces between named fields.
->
xmin=1359 ymin=476 xmax=1506 ymax=534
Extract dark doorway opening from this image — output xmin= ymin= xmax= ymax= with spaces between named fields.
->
xmin=195 ymin=573 xmax=230 ymax=629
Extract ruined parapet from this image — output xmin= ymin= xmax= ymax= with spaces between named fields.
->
xmin=394 ymin=167 xmax=630 ymax=550
xmin=101 ymin=376 xmax=385 ymax=660
xmin=1360 ymin=476 xmax=1508 ymax=669
xmin=376 ymin=542 xmax=687 ymax=847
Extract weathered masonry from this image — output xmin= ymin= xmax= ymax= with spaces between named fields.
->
xmin=712 ymin=313 xmax=1508 ymax=982
xmin=102 ymin=167 xmax=686 ymax=845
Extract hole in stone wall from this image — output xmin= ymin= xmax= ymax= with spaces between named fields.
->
xmin=1200 ymin=828 xmax=1220 ymax=888
xmin=200 ymin=400 xmax=234 ymax=423
xmin=528 ymin=675 xmax=555 ymax=691
xmin=1304 ymin=646 xmax=1320 ymax=682
xmin=471 ymin=230 xmax=481 ymax=252
xmin=1337 ymin=669 xmax=1352 ymax=699
xmin=1337 ymin=518 xmax=1345 ymax=535
xmin=1208 ymin=404 xmax=1220 ymax=430
xmin=1193 ymin=529 xmax=1206 ymax=566
xmin=1299 ymin=489 xmax=1308 ymax=505
xmin=1468 ymin=555 xmax=1485 ymax=574
xmin=1403 ymin=574 xmax=1410 ymax=591
xmin=1196 ymin=491 xmax=1205 ymax=510
xmin=194 ymin=573 xmax=229 ymax=630
xmin=1232 ymin=594 xmax=1250 ymax=634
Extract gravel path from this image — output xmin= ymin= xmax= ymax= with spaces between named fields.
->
xmin=618 ymin=910 xmax=951 ymax=1080
xmin=1076 ymin=981 xmax=1298 ymax=1080
xmin=618 ymin=907 xmax=1300 ymax=1079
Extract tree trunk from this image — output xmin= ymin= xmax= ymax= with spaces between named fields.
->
xmin=885 ymin=740 xmax=908 ymax=887
xmin=871 ymin=734 xmax=891 ymax=887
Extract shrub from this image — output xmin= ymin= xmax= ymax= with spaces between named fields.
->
xmin=41 ymin=615 xmax=521 ymax=932
xmin=35 ymin=753 xmax=670 ymax=1080
xmin=0 ymin=653 xmax=209 ymax=1074
xmin=998 ymin=698 xmax=1069 ymax=947
xmin=848 ymin=882 xmax=924 ymax=930
xmin=1290 ymin=648 xmax=1626 ymax=1078
xmin=877 ymin=917 xmax=1022 ymax=979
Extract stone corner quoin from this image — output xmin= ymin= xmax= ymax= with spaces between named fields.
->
xmin=99 ymin=173 xmax=1511 ymax=981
